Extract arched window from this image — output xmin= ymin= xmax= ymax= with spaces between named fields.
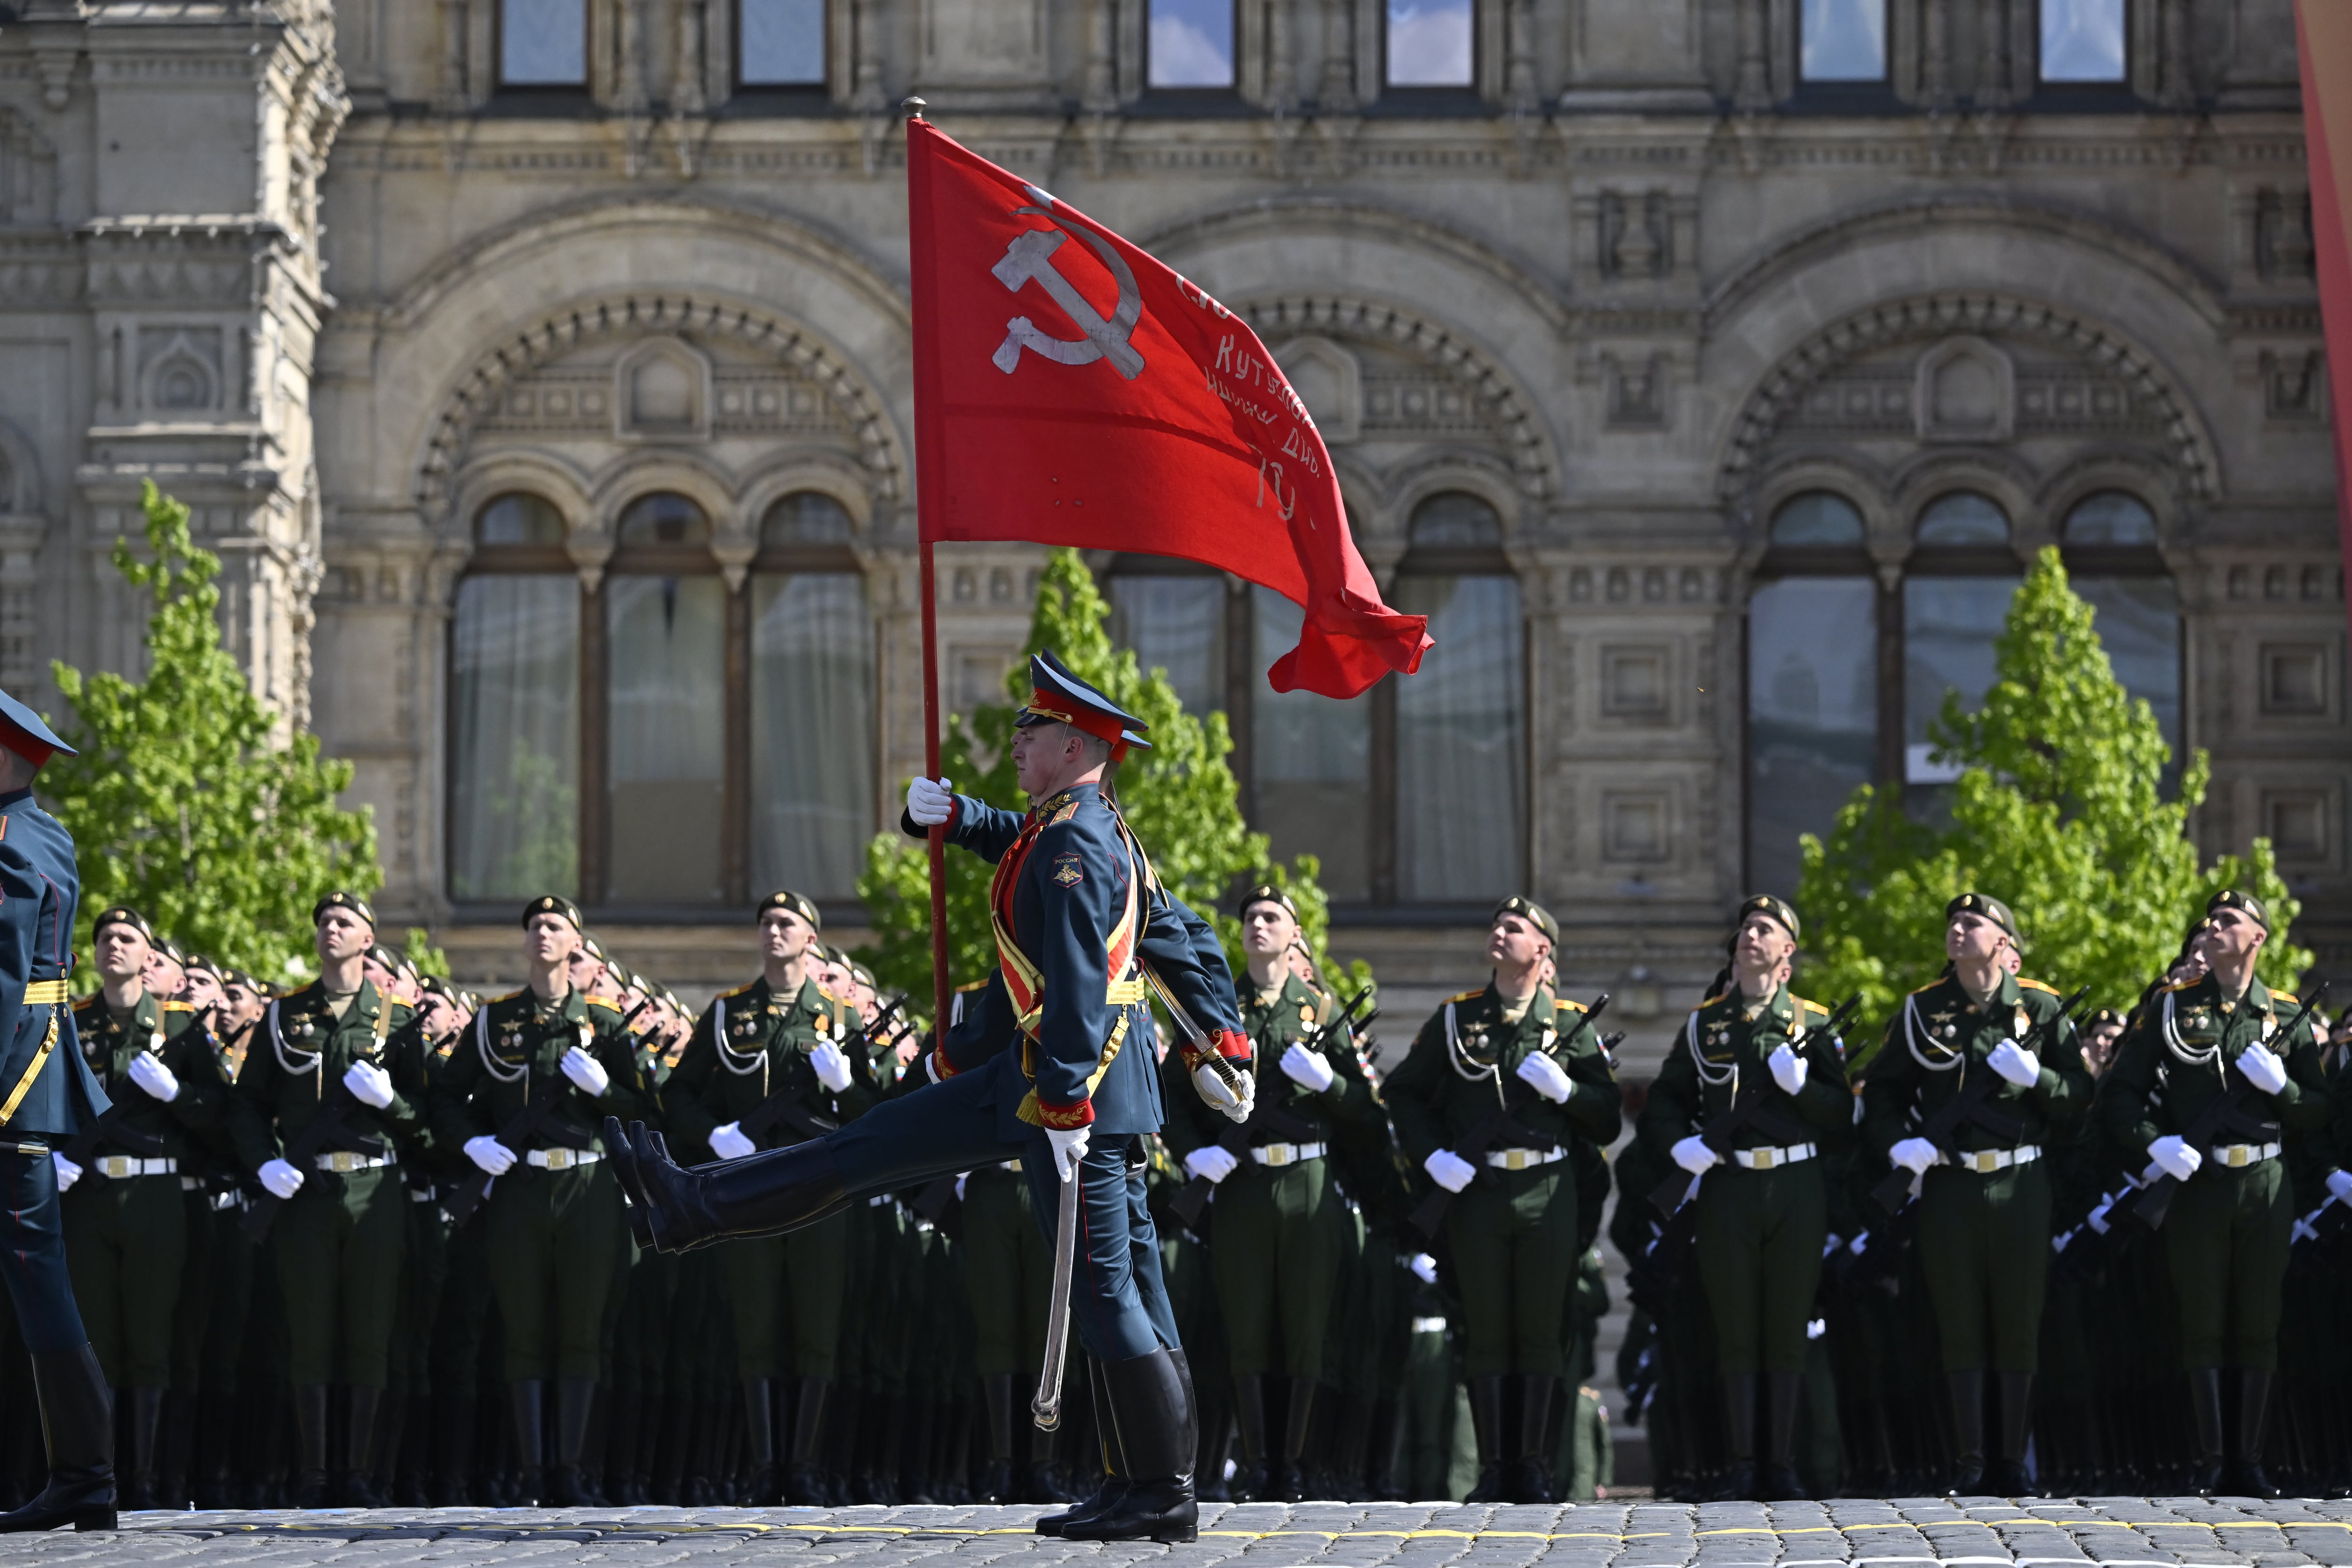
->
xmin=1770 ymin=491 xmax=1866 ymax=547
xmin=1915 ymin=491 xmax=2010 ymax=547
xmin=2061 ymin=491 xmax=2178 ymax=760
xmin=1905 ymin=493 xmax=2018 ymax=786
xmin=2062 ymin=490 xmax=2157 ymax=546
xmin=605 ymin=494 xmax=723 ymax=904
xmin=750 ymin=493 xmax=874 ymax=900
xmin=476 ymin=493 xmax=567 ymax=546
xmin=616 ymin=491 xmax=713 ymax=548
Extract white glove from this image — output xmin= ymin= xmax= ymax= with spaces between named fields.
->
xmin=1514 ymin=1051 xmax=1573 ymax=1104
xmin=1423 ymin=1148 xmax=1476 ymax=1194
xmin=342 ymin=1059 xmax=394 ymax=1109
xmin=1890 ymin=1137 xmax=1940 ymax=1175
xmin=1280 ymin=1043 xmax=1335 ymax=1093
xmin=1192 ymin=1060 xmax=1250 ymax=1123
xmin=560 ymin=1045 xmax=611 ymax=1098
xmin=809 ymin=1040 xmax=853 ymax=1094
xmin=1184 ymin=1146 xmax=1240 ymax=1185
xmin=1046 ymin=1125 xmax=1091 ymax=1183
xmin=2328 ymin=1168 xmax=2352 ymax=1204
xmin=259 ymin=1158 xmax=305 ymax=1200
xmin=906 ymin=776 xmax=955 ymax=827
xmin=464 ymin=1135 xmax=518 ymax=1177
xmin=1768 ymin=1044 xmax=1809 ymax=1096
xmin=954 ymin=1173 xmax=969 ymax=1202
xmin=2235 ymin=1042 xmax=2288 ymax=1096
xmin=51 ymin=1152 xmax=80 ymax=1193
xmin=1987 ymin=1040 xmax=2041 ymax=1089
xmin=129 ymin=1051 xmax=182 ymax=1104
xmin=709 ymin=1122 xmax=756 ymax=1162
xmin=1409 ymin=1252 xmax=1439 ymax=1285
xmin=2149 ymin=1134 xmax=2202 ymax=1182
xmin=2087 ymin=1200 xmax=2113 ymax=1234
xmin=1670 ymin=1135 xmax=1720 ymax=1176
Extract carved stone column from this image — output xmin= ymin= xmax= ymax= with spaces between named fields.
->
xmin=1734 ymin=0 xmax=1770 ymax=111
xmin=1319 ymin=0 xmax=1354 ymax=112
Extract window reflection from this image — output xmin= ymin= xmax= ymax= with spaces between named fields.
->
xmin=1800 ymin=0 xmax=1887 ymax=81
xmin=618 ymin=492 xmax=714 ymax=548
xmin=1387 ymin=0 xmax=1474 ymax=88
xmin=1904 ymin=577 xmax=2019 ymax=782
xmin=1253 ymin=589 xmax=1371 ymax=901
xmin=501 ymin=0 xmax=588 ymax=85
xmin=2063 ymin=490 xmax=2158 ymax=546
xmin=1771 ymin=491 xmax=1866 ymax=547
xmin=452 ymin=576 xmax=579 ymax=900
xmin=1110 ymin=575 xmax=1225 ymax=720
xmin=740 ymin=0 xmax=826 ymax=85
xmin=477 ymin=493 xmax=567 ymax=546
xmin=607 ymin=577 xmax=726 ymax=902
xmin=1748 ymin=579 xmax=1876 ymax=899
xmin=2041 ymin=0 xmax=2126 ymax=82
xmin=1916 ymin=492 xmax=2010 ymax=547
xmin=1148 ymin=0 xmax=1236 ymax=88
xmin=1394 ymin=573 xmax=1523 ymax=900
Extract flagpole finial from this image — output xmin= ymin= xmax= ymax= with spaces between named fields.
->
xmin=902 ymin=96 xmax=927 ymax=120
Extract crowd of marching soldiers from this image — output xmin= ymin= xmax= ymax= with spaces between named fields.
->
xmin=16 ymin=875 xmax=2344 ymax=1515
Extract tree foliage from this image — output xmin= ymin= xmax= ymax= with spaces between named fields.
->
xmin=858 ymin=549 xmax=1364 ymax=1011
xmin=1797 ymin=547 xmax=2306 ymax=1045
xmin=45 ymin=482 xmax=381 ymax=984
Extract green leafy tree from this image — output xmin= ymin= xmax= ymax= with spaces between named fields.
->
xmin=44 ymin=481 xmax=381 ymax=985
xmin=1798 ymin=547 xmax=2305 ymax=1054
xmin=858 ymin=549 xmax=1366 ymax=1013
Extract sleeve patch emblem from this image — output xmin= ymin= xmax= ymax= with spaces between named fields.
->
xmin=1051 ymin=852 xmax=1084 ymax=888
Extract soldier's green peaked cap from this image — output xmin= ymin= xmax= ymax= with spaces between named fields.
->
xmin=1735 ymin=894 xmax=1800 ymax=943
xmin=523 ymin=893 xmax=583 ymax=933
xmin=2207 ymin=888 xmax=2269 ymax=930
xmin=1494 ymin=895 xmax=1558 ymax=946
xmin=314 ymin=891 xmax=376 ymax=931
xmin=757 ymin=889 xmax=822 ymax=931
xmin=1947 ymin=892 xmax=2017 ymax=940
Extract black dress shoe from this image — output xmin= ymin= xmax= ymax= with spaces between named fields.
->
xmin=1756 ymin=1462 xmax=1806 ymax=1502
xmin=1711 ymin=1463 xmax=1756 ymax=1504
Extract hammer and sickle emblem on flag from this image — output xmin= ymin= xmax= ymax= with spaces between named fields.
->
xmin=991 ymin=186 xmax=1146 ymax=381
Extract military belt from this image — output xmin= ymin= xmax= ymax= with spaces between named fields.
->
xmin=524 ymin=1147 xmax=600 ymax=1170
xmin=998 ymin=1158 xmax=1023 ymax=1173
xmin=0 ymin=1139 xmax=46 ymax=1156
xmin=314 ymin=1151 xmax=395 ymax=1174
xmin=2210 ymin=1141 xmax=2280 ymax=1169
xmin=1941 ymin=1144 xmax=2039 ymax=1174
xmin=408 ymin=1185 xmax=439 ymax=1203
xmin=1250 ymin=1141 xmax=1325 ymax=1167
xmin=211 ymin=1191 xmax=242 ymax=1212
xmin=21 ymin=981 xmax=69 ymax=1007
xmin=94 ymin=1155 xmax=176 ymax=1179
xmin=1411 ymin=1315 xmax=1449 ymax=1334
xmin=1732 ymin=1142 xmax=1817 ymax=1170
xmin=1486 ymin=1146 xmax=1565 ymax=1170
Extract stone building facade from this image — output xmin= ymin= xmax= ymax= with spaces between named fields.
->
xmin=2 ymin=0 xmax=2346 ymax=1062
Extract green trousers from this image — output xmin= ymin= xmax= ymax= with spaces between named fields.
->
xmin=961 ymin=1164 xmax=1048 ymax=1377
xmin=1448 ymin=1162 xmax=1577 ymax=1377
xmin=2161 ymin=1157 xmax=2290 ymax=1370
xmin=390 ymin=1188 xmax=449 ymax=1396
xmin=63 ymin=1172 xmax=186 ymax=1388
xmin=1209 ymin=1157 xmax=1342 ymax=1379
xmin=720 ymin=1208 xmax=847 ymax=1380
xmin=1916 ymin=1159 xmax=2050 ymax=1372
xmin=275 ymin=1166 xmax=406 ymax=1387
xmin=484 ymin=1162 xmax=619 ymax=1381
xmin=1692 ymin=1160 xmax=1828 ymax=1375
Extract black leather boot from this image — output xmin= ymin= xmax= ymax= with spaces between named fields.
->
xmin=1037 ymin=1357 xmax=1126 ymax=1537
xmin=547 ymin=1380 xmax=600 ymax=1505
xmin=1062 ymin=1348 xmax=1197 ymax=1544
xmin=1984 ymin=1372 xmax=2034 ymax=1496
xmin=510 ymin=1381 xmax=547 ymax=1505
xmin=1229 ymin=1372 xmax=1270 ymax=1501
xmin=1511 ymin=1375 xmax=1559 ymax=1505
xmin=739 ymin=1380 xmax=779 ymax=1505
xmin=120 ymin=1386 xmax=162 ymax=1511
xmin=2232 ymin=1370 xmax=2281 ymax=1499
xmin=433 ymin=1391 xmax=476 ymax=1505
xmin=291 ymin=1385 xmax=332 ymax=1508
xmin=782 ymin=1378 xmax=829 ymax=1505
xmin=0 ymin=1345 xmax=116 ymax=1532
xmin=1274 ymin=1376 xmax=1315 ymax=1503
xmin=1713 ymin=1373 xmax=1758 ymax=1503
xmin=1367 ymin=1398 xmax=1406 ymax=1502
xmin=1758 ymin=1371 xmax=1807 ymax=1501
xmin=604 ymin=1119 xmax=850 ymax=1253
xmin=2187 ymin=1368 xmax=2225 ymax=1496
xmin=977 ymin=1373 xmax=1017 ymax=1504
xmin=1463 ymin=1375 xmax=1511 ymax=1503
xmin=1944 ymin=1371 xmax=1987 ymax=1495
xmin=342 ymin=1385 xmax=389 ymax=1507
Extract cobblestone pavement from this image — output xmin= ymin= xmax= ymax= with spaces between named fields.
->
xmin=2 ymin=1498 xmax=2347 ymax=1567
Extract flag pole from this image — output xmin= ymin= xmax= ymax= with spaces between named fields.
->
xmin=905 ymin=96 xmax=954 ymax=1047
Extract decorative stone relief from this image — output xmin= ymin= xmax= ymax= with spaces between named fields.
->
xmin=1914 ymin=336 xmax=2014 ymax=443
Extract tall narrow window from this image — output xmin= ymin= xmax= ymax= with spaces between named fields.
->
xmin=1905 ymin=493 xmax=2018 ymax=786
xmin=1799 ymin=0 xmax=1887 ymax=81
xmin=500 ymin=0 xmax=588 ymax=86
xmin=2063 ymin=492 xmax=2179 ymax=760
xmin=2040 ymin=0 xmax=2126 ymax=82
xmin=1253 ymin=589 xmax=1373 ymax=901
xmin=1147 ymin=0 xmax=1237 ymax=89
xmin=750 ymin=494 xmax=874 ymax=901
xmin=451 ymin=495 xmax=580 ymax=901
xmin=1386 ymin=0 xmax=1474 ymax=88
xmin=739 ymin=0 xmax=826 ymax=86
xmin=1110 ymin=570 xmax=1226 ymax=719
xmin=605 ymin=495 xmax=724 ymax=905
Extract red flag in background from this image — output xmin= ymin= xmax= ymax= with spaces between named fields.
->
xmin=906 ymin=117 xmax=1431 ymax=698
xmin=2296 ymin=0 xmax=2352 ymax=652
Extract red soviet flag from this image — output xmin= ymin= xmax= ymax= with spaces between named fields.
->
xmin=906 ymin=117 xmax=1430 ymax=698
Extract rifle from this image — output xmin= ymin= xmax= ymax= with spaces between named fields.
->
xmin=1648 ymin=995 xmax=1860 ymax=1220
xmin=1869 ymin=984 xmax=2089 ymax=1216
xmin=243 ymin=1000 xmax=396 ymax=1242
xmin=63 ymin=1014 xmax=171 ymax=1173
xmin=1407 ymin=993 xmax=1611 ymax=1243
xmin=2125 ymin=980 xmax=2328 ymax=1230
xmin=1167 ymin=986 xmax=1377 ymax=1231
xmin=443 ymin=998 xmax=650 ymax=1229
xmin=737 ymin=995 xmax=904 ymax=1144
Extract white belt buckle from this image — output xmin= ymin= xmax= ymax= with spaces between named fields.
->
xmin=1969 ymin=1151 xmax=1998 ymax=1174
xmin=1751 ymin=1147 xmax=1777 ymax=1170
xmin=1505 ymin=1149 xmax=1529 ymax=1171
xmin=2224 ymin=1145 xmax=2250 ymax=1169
xmin=1263 ymin=1144 xmax=1294 ymax=1168
xmin=95 ymin=1155 xmax=133 ymax=1179
xmin=541 ymin=1148 xmax=575 ymax=1171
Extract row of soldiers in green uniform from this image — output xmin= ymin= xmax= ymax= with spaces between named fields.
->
xmin=0 ymin=883 xmax=1624 ymax=1512
xmin=1621 ymin=889 xmax=2352 ymax=1504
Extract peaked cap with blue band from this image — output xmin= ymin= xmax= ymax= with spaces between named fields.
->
xmin=0 ymin=685 xmax=74 ymax=769
xmin=1014 ymin=650 xmax=1151 ymax=762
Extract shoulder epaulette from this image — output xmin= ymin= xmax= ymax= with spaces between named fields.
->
xmin=492 ymin=988 xmax=527 ymax=1004
xmin=955 ymin=979 xmax=990 ymax=995
xmin=161 ymin=1000 xmax=194 ymax=1012
xmin=1908 ymin=978 xmax=1946 ymax=996
xmin=1555 ymin=997 xmax=1586 ymax=1014
xmin=2017 ymin=977 xmax=2060 ymax=995
xmin=720 ymin=980 xmax=760 ymax=1000
xmin=1446 ymin=988 xmax=1484 ymax=1005
xmin=1049 ymin=797 xmax=1083 ymax=825
xmin=72 ymin=993 xmax=101 ymax=1013
xmin=815 ymin=983 xmax=842 ymax=1004
xmin=1796 ymin=996 xmax=1829 ymax=1017
xmin=2273 ymin=990 xmax=2299 ymax=1006
xmin=2160 ymin=979 xmax=2199 ymax=994
xmin=1698 ymin=990 xmax=1732 ymax=1009
xmin=585 ymin=995 xmax=621 ymax=1012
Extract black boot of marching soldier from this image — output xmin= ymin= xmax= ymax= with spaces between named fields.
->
xmin=606 ymin=1118 xmax=850 ymax=1253
xmin=1061 ymin=1349 xmax=1197 ymax=1544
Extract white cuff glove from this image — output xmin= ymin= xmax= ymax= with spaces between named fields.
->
xmin=710 ymin=1122 xmax=756 ymax=1162
xmin=2087 ymin=1201 xmax=2113 ymax=1235
xmin=2149 ymin=1133 xmax=2202 ymax=1182
xmin=1423 ymin=1148 xmax=1476 ymax=1194
xmin=1409 ymin=1252 xmax=1439 ymax=1285
xmin=809 ymin=1040 xmax=853 ymax=1094
xmin=559 ymin=1045 xmax=611 ymax=1098
xmin=1184 ymin=1145 xmax=1240 ymax=1184
xmin=1514 ymin=1051 xmax=1573 ymax=1104
xmin=129 ymin=1051 xmax=182 ymax=1104
xmin=342 ymin=1059 xmax=395 ymax=1110
xmin=2328 ymin=1168 xmax=2352 ymax=1205
xmin=259 ymin=1158 xmax=305 ymax=1200
xmin=1890 ymin=1137 xmax=1940 ymax=1175
xmin=1192 ymin=1060 xmax=1251 ymax=1124
xmin=2235 ymin=1042 xmax=2288 ymax=1096
xmin=1768 ymin=1044 xmax=1809 ymax=1096
xmin=906 ymin=776 xmax=955 ymax=827
xmin=1046 ymin=1125 xmax=1091 ymax=1183
xmin=1670 ymin=1135 xmax=1720 ymax=1176
xmin=51 ymin=1152 xmax=80 ymax=1193
xmin=464 ymin=1135 xmax=517 ymax=1177
xmin=1280 ymin=1043 xmax=1335 ymax=1093
xmin=1987 ymin=1040 xmax=2041 ymax=1089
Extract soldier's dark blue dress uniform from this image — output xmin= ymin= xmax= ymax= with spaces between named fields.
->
xmin=610 ymin=653 xmax=1244 ymax=1544
xmin=0 ymin=690 xmax=119 ymax=1533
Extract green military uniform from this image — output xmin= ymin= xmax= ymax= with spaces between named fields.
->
xmin=1384 ymin=899 xmax=1619 ymax=1505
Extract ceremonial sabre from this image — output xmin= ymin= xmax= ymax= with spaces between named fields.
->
xmin=1032 ymin=1167 xmax=1080 ymax=1430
